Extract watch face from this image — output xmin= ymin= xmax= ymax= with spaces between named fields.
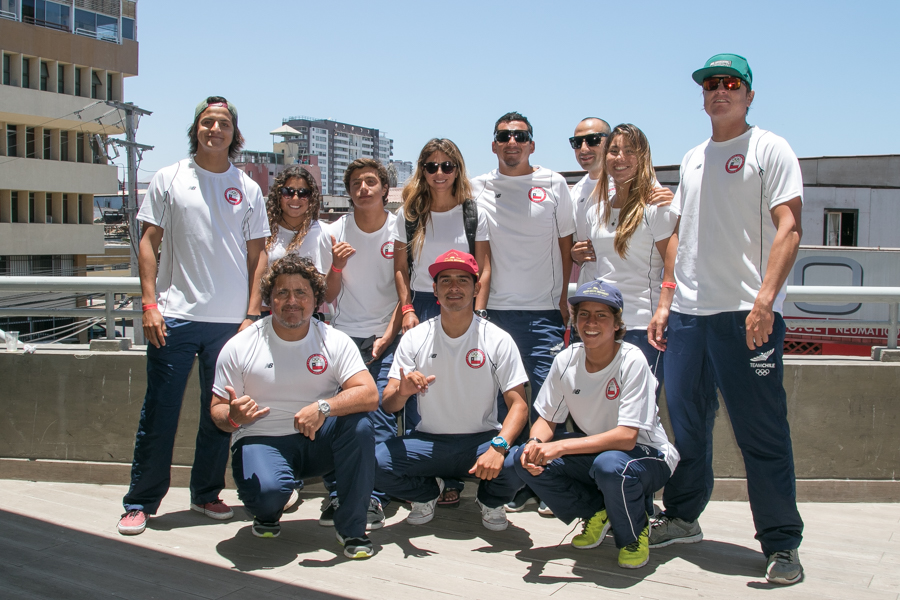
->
xmin=491 ymin=436 xmax=506 ymax=448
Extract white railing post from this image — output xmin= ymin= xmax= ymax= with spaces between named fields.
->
xmin=105 ymin=291 xmax=115 ymax=340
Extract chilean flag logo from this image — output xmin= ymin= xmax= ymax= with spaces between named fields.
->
xmin=605 ymin=378 xmax=620 ymax=400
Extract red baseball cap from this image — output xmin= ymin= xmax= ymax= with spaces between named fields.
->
xmin=428 ymin=249 xmax=479 ymax=280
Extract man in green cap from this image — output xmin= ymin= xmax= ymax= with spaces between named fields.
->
xmin=118 ymin=96 xmax=270 ymax=535
xmin=647 ymin=54 xmax=805 ymax=584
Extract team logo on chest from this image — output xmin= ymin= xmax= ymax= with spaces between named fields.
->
xmin=725 ymin=154 xmax=745 ymax=174
xmin=381 ymin=241 xmax=394 ymax=259
xmin=605 ymin=378 xmax=620 ymax=400
xmin=465 ymin=348 xmax=486 ymax=369
xmin=224 ymin=187 xmax=243 ymax=205
xmin=307 ymin=354 xmax=328 ymax=375
xmin=528 ymin=187 xmax=548 ymax=203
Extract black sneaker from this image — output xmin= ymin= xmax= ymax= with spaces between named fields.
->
xmin=367 ymin=497 xmax=385 ymax=531
xmin=335 ymin=531 xmax=375 ymax=559
xmin=319 ymin=496 xmax=338 ymax=527
xmin=251 ymin=519 xmax=280 ymax=538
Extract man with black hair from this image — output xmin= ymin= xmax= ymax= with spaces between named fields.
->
xmin=118 ymin=96 xmax=269 ymax=536
xmin=211 ymin=255 xmax=379 ymax=558
xmin=470 ymin=111 xmax=576 ymax=513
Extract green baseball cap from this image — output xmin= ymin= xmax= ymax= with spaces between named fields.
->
xmin=692 ymin=53 xmax=752 ymax=89
xmin=194 ymin=97 xmax=238 ymax=122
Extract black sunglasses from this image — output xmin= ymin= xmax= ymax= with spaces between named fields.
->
xmin=568 ymin=133 xmax=608 ymax=149
xmin=280 ymin=186 xmax=312 ymax=199
xmin=494 ymin=130 xmax=532 ymax=143
xmin=422 ymin=161 xmax=457 ymax=175
xmin=702 ymin=76 xmax=744 ymax=91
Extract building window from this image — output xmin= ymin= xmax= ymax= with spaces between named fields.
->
xmin=3 ymin=54 xmax=10 ymax=85
xmin=62 ymin=194 xmax=69 ymax=224
xmin=6 ymin=124 xmax=16 ymax=157
xmin=74 ymin=68 xmax=81 ymax=96
xmin=60 ymin=130 xmax=68 ymax=161
xmin=28 ymin=192 xmax=35 ymax=223
xmin=824 ymin=210 xmax=858 ymax=247
xmin=57 ymin=63 xmax=64 ymax=93
xmin=76 ymin=132 xmax=85 ymax=163
xmin=11 ymin=191 xmax=18 ymax=222
xmin=45 ymin=195 xmax=52 ymax=223
xmin=122 ymin=16 xmax=135 ymax=40
xmin=26 ymin=127 xmax=36 ymax=158
xmin=22 ymin=57 xmax=30 ymax=88
xmin=40 ymin=61 xmax=49 ymax=91
xmin=43 ymin=129 xmax=51 ymax=159
xmin=91 ymin=70 xmax=101 ymax=99
xmin=78 ymin=195 xmax=84 ymax=224
xmin=44 ymin=1 xmax=70 ymax=31
xmin=106 ymin=73 xmax=113 ymax=100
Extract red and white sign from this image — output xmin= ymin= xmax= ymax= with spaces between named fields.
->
xmin=605 ymin=378 xmax=620 ymax=400
xmin=307 ymin=354 xmax=328 ymax=375
xmin=224 ymin=187 xmax=243 ymax=205
xmin=528 ymin=187 xmax=548 ymax=203
xmin=466 ymin=348 xmax=486 ymax=369
xmin=381 ymin=241 xmax=394 ymax=259
xmin=725 ymin=154 xmax=745 ymax=174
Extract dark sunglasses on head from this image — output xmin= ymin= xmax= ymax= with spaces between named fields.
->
xmin=702 ymin=76 xmax=744 ymax=91
xmin=280 ymin=186 xmax=312 ymax=199
xmin=422 ymin=161 xmax=457 ymax=175
xmin=494 ymin=130 xmax=532 ymax=144
xmin=568 ymin=133 xmax=608 ymax=149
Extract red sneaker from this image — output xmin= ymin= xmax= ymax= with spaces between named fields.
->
xmin=190 ymin=499 xmax=234 ymax=520
xmin=117 ymin=509 xmax=148 ymax=535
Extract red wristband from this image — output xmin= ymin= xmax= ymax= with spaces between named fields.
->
xmin=228 ymin=416 xmax=240 ymax=429
xmin=661 ymin=282 xmax=676 ymax=289
xmin=331 ymin=265 xmax=343 ymax=273
xmin=401 ymin=304 xmax=415 ymax=315
xmin=142 ymin=303 xmax=158 ymax=311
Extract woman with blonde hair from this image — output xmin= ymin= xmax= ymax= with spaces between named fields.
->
xmin=392 ymin=137 xmax=492 ymax=507
xmin=265 ymin=165 xmax=331 ymax=273
xmin=571 ymin=123 xmax=676 ymax=384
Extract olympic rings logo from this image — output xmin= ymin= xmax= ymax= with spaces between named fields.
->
xmin=755 ymin=368 xmax=770 ymax=377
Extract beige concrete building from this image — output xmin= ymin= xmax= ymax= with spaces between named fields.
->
xmin=0 ymin=0 xmax=139 ymax=276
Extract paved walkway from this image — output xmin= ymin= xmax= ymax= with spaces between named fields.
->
xmin=1 ymin=479 xmax=897 ymax=599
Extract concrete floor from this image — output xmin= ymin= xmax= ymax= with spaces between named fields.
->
xmin=1 ymin=479 xmax=898 ymax=600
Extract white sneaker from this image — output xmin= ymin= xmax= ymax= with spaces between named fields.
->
xmin=477 ymin=499 xmax=509 ymax=531
xmin=407 ymin=477 xmax=443 ymax=526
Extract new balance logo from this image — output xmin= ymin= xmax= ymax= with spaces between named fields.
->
xmin=265 ymin=363 xmax=274 ymax=368
xmin=495 ymin=193 xmax=501 ymax=198
xmin=573 ymin=389 xmax=581 ymax=394
xmin=750 ymin=349 xmax=774 ymax=362
xmin=189 ymin=186 xmax=197 ymax=190
xmin=430 ymin=354 xmax=437 ymax=358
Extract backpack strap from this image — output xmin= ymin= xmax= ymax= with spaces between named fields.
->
xmin=405 ymin=214 xmax=417 ymax=276
xmin=462 ymin=199 xmax=477 ymax=256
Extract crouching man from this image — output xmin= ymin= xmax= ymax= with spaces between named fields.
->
xmin=375 ymin=250 xmax=528 ymax=531
xmin=513 ymin=280 xmax=679 ymax=568
xmin=211 ymin=255 xmax=379 ymax=559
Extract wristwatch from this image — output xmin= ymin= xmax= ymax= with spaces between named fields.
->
xmin=490 ymin=435 xmax=509 ymax=455
xmin=474 ymin=309 xmax=488 ymax=319
xmin=317 ymin=399 xmax=331 ymax=418
xmin=245 ymin=314 xmax=261 ymax=321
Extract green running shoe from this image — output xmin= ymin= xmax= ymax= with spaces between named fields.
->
xmin=572 ymin=509 xmax=611 ymax=550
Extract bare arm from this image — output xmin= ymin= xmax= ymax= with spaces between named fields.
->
xmin=474 ymin=240 xmax=492 ymax=312
xmin=557 ymin=234 xmax=574 ymax=323
xmin=393 ymin=241 xmax=419 ymax=333
xmin=372 ymin=301 xmax=402 ymax=361
xmin=469 ymin=382 xmax=527 ymax=480
xmin=648 ymin=218 xmax=679 ymax=351
xmin=746 ymin=198 xmax=802 ymax=350
xmin=521 ymin=420 xmax=638 ymax=473
xmin=293 ymin=370 xmax=378 ymax=439
xmin=240 ymin=237 xmax=267 ymax=332
xmin=138 ymin=222 xmax=165 ymax=348
xmin=324 ymin=235 xmax=356 ymax=304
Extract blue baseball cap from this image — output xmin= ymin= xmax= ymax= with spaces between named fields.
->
xmin=568 ymin=280 xmax=623 ymax=312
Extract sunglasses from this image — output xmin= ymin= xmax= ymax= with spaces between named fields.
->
xmin=569 ymin=133 xmax=608 ymax=149
xmin=280 ymin=186 xmax=312 ymax=199
xmin=494 ymin=130 xmax=532 ymax=144
xmin=701 ymin=76 xmax=744 ymax=91
xmin=422 ymin=161 xmax=457 ymax=175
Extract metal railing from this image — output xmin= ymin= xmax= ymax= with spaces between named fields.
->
xmin=1 ymin=277 xmax=898 ymax=350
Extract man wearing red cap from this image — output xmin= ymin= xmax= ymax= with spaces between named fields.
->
xmin=374 ymin=250 xmax=528 ymax=531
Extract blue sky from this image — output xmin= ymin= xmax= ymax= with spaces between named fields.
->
xmin=126 ymin=0 xmax=899 ymax=183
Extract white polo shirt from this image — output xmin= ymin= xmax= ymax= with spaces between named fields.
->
xmin=138 ymin=158 xmax=270 ymax=323
xmin=325 ymin=213 xmax=399 ymax=338
xmin=213 ymin=318 xmax=367 ymax=444
xmin=471 ymin=166 xmax=576 ymax=310
xmin=671 ymin=127 xmax=803 ymax=315
xmin=392 ymin=204 xmax=490 ymax=293
xmin=267 ymin=220 xmax=333 ymax=274
xmin=534 ymin=342 xmax=679 ymax=474
xmin=389 ymin=316 xmax=528 ymax=435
